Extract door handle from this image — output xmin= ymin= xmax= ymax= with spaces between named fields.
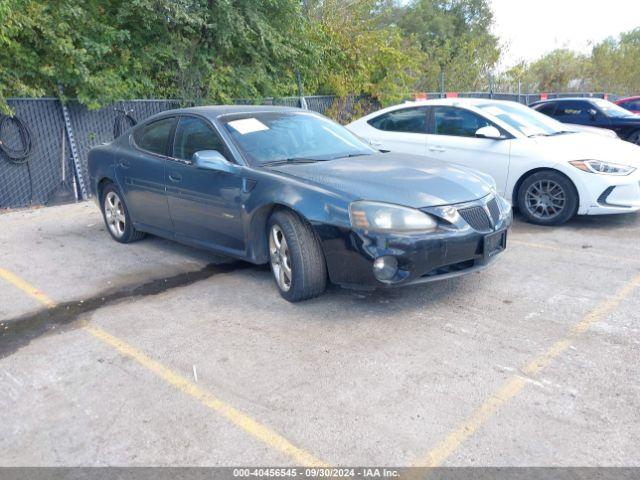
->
xmin=168 ymin=173 xmax=182 ymax=183
xmin=118 ymin=160 xmax=131 ymax=169
xmin=370 ymin=140 xmax=383 ymax=147
xmin=428 ymin=147 xmax=446 ymax=153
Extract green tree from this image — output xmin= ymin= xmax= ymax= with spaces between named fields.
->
xmin=397 ymin=0 xmax=501 ymax=91
xmin=589 ymin=28 xmax=640 ymax=95
xmin=301 ymin=0 xmax=424 ymax=104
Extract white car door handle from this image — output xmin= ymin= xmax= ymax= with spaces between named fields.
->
xmin=369 ymin=140 xmax=383 ymax=147
xmin=428 ymin=147 xmax=446 ymax=153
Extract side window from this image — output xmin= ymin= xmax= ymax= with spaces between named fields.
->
xmin=534 ymin=102 xmax=557 ymax=116
xmin=432 ymin=107 xmax=491 ymax=137
xmin=134 ymin=117 xmax=175 ymax=155
xmin=367 ymin=108 xmax=427 ymax=133
xmin=173 ymin=116 xmax=227 ymax=161
xmin=622 ymin=100 xmax=640 ymax=111
xmin=554 ymin=101 xmax=593 ymax=121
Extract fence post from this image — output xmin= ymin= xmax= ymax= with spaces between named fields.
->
xmin=57 ymin=86 xmax=87 ymax=200
xmin=489 ymin=73 xmax=494 ymax=99
xmin=439 ymin=70 xmax=445 ymax=99
xmin=295 ymin=70 xmax=308 ymax=110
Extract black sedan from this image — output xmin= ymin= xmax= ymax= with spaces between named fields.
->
xmin=530 ymin=97 xmax=640 ymax=144
xmin=88 ymin=106 xmax=511 ymax=302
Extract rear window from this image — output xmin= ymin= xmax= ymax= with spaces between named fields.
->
xmin=134 ymin=117 xmax=175 ymax=155
xmin=367 ymin=107 xmax=427 ymax=134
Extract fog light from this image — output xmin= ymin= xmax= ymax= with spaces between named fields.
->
xmin=373 ymin=256 xmax=398 ymax=282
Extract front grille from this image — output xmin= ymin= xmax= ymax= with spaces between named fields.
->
xmin=487 ymin=197 xmax=501 ymax=224
xmin=458 ymin=205 xmax=492 ymax=231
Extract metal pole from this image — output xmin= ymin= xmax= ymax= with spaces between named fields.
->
xmin=517 ymin=80 xmax=522 ymax=104
xmin=57 ymin=85 xmax=87 ymax=200
xmin=295 ymin=70 xmax=308 ymax=110
xmin=489 ymin=73 xmax=494 ymax=99
xmin=440 ymin=70 xmax=445 ymax=98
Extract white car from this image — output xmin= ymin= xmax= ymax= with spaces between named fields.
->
xmin=347 ymin=99 xmax=640 ymax=225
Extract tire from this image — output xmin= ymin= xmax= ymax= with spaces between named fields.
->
xmin=267 ymin=210 xmax=327 ymax=302
xmin=627 ymin=130 xmax=640 ymax=145
xmin=516 ymin=171 xmax=578 ymax=226
xmin=100 ymin=183 xmax=146 ymax=243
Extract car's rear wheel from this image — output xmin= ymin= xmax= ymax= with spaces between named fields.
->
xmin=267 ymin=210 xmax=327 ymax=302
xmin=517 ymin=171 xmax=578 ymax=226
xmin=628 ymin=129 xmax=640 ymax=145
xmin=101 ymin=183 xmax=145 ymax=243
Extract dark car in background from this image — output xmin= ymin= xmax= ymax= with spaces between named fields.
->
xmin=530 ymin=97 xmax=640 ymax=144
xmin=88 ymin=106 xmax=511 ymax=302
xmin=615 ymin=96 xmax=640 ymax=115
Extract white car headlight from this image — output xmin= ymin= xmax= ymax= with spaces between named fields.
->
xmin=569 ymin=160 xmax=636 ymax=176
xmin=349 ymin=201 xmax=438 ymax=233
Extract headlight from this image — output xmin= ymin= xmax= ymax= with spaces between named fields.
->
xmin=349 ymin=201 xmax=438 ymax=233
xmin=569 ymin=160 xmax=636 ymax=176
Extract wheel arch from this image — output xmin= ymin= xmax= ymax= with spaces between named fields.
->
xmin=512 ymin=167 xmax=580 ymax=209
xmin=248 ymin=202 xmax=315 ymax=264
xmin=97 ymin=176 xmax=115 ymax=202
xmin=626 ymin=128 xmax=640 ymax=143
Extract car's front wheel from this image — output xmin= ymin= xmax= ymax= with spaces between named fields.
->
xmin=100 ymin=183 xmax=146 ymax=243
xmin=267 ymin=210 xmax=327 ymax=302
xmin=517 ymin=171 xmax=578 ymax=226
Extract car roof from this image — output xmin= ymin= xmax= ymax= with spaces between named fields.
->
xmin=616 ymin=96 xmax=640 ymax=102
xmin=531 ymin=97 xmax=602 ymax=104
xmin=145 ymin=105 xmax=304 ymax=123
xmin=401 ymin=98 xmax=501 ymax=107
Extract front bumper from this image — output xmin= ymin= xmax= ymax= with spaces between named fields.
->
xmin=571 ymin=169 xmax=640 ymax=215
xmin=318 ymin=195 xmax=512 ymax=289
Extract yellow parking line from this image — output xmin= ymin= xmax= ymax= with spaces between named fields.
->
xmin=84 ymin=325 xmax=327 ymax=466
xmin=414 ymin=272 xmax=640 ymax=467
xmin=0 ymin=268 xmax=57 ymax=308
xmin=509 ymin=239 xmax=637 ymax=263
xmin=0 ymin=267 xmax=327 ymax=466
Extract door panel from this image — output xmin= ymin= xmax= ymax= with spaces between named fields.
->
xmin=166 ymin=115 xmax=245 ymax=253
xmin=165 ymin=162 xmax=245 ymax=253
xmin=425 ymin=106 xmax=511 ymax=195
xmin=115 ymin=117 xmax=175 ymax=233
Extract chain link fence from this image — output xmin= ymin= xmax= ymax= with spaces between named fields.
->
xmin=0 ymin=92 xmax=618 ymax=210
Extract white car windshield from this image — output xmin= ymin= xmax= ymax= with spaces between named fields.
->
xmin=477 ymin=102 xmax=572 ymax=137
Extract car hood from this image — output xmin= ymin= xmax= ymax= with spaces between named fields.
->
xmin=528 ymin=132 xmax=640 ymax=166
xmin=565 ymin=123 xmax=617 ymax=138
xmin=268 ymin=153 xmax=494 ymax=208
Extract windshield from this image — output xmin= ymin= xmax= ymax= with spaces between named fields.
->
xmin=221 ymin=111 xmax=376 ymax=165
xmin=591 ymin=98 xmax=638 ymax=118
xmin=477 ymin=101 xmax=571 ymax=137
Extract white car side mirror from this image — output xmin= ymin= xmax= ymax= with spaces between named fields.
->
xmin=475 ymin=126 xmax=503 ymax=140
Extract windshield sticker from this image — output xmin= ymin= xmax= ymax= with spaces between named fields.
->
xmin=227 ymin=118 xmax=270 ymax=135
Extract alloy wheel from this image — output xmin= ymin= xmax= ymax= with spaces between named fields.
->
xmin=269 ymin=225 xmax=292 ymax=292
xmin=524 ymin=179 xmax=566 ymax=220
xmin=104 ymin=191 xmax=126 ymax=238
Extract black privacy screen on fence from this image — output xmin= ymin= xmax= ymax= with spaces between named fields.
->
xmin=0 ymin=99 xmax=182 ymax=209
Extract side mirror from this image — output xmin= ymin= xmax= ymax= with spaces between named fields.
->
xmin=191 ymin=150 xmax=235 ymax=173
xmin=475 ymin=126 xmax=503 ymax=140
xmin=588 ymin=109 xmax=598 ymax=120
